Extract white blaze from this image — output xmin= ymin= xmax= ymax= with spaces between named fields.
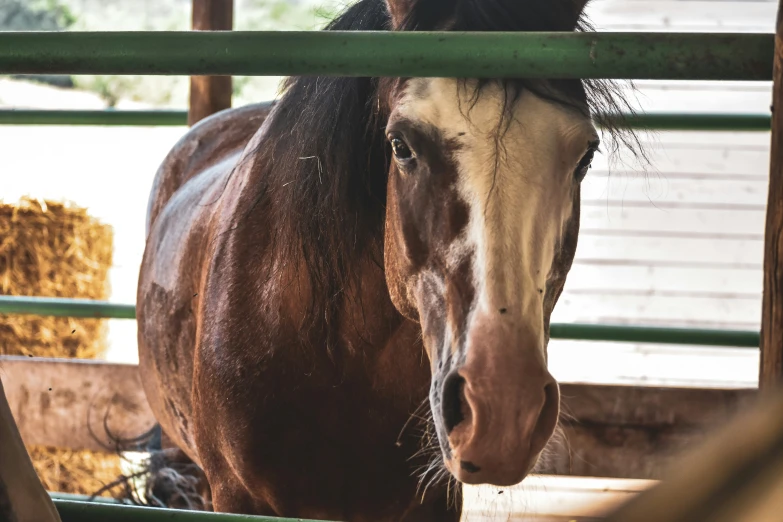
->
xmin=392 ymin=78 xmax=597 ymax=352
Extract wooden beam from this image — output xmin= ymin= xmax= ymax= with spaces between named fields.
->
xmin=188 ymin=0 xmax=233 ymax=126
xmin=539 ymin=384 xmax=755 ymax=479
xmin=1 ymin=357 xmax=156 ymax=452
xmin=464 ymin=475 xmax=654 ymax=521
xmin=0 ymin=356 xmax=756 ymax=480
xmin=760 ymin=0 xmax=783 ymax=389
xmin=604 ymin=386 xmax=783 ymax=522
xmin=557 ymin=384 xmax=752 ymax=427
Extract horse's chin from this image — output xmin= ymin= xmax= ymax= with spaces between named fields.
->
xmin=442 ymin=453 xmax=539 ymax=487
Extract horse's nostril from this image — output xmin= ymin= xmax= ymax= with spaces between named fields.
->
xmin=442 ymin=373 xmax=466 ymax=434
xmin=530 ymin=382 xmax=560 ymax=456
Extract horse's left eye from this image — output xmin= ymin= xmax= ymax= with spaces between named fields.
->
xmin=390 ymin=137 xmax=413 ymax=162
xmin=575 ymin=143 xmax=598 ymax=181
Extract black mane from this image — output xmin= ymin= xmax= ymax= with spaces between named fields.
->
xmin=249 ymin=0 xmax=391 ymax=357
xmin=250 ymin=0 xmax=640 ymax=357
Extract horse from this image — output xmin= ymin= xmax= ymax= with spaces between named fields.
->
xmin=0 ymin=376 xmax=63 ymax=522
xmin=137 ymin=0 xmax=638 ymax=519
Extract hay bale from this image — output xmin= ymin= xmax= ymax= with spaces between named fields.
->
xmin=0 ymin=196 xmax=122 ymax=497
xmin=0 ymin=197 xmax=112 ymax=358
xmin=28 ymin=446 xmax=125 ymax=497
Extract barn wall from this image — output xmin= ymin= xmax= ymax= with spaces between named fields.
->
xmin=0 ymin=356 xmax=756 ymax=480
xmin=548 ymin=0 xmax=774 ymax=389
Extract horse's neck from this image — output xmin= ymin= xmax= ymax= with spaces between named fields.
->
xmin=218 ymin=153 xmax=430 ymax=408
xmin=334 ymin=257 xmax=431 ymax=401
xmin=226 ymin=173 xmax=386 ymax=328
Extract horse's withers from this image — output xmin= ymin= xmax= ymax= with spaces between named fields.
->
xmin=383 ymin=77 xmax=596 ymax=486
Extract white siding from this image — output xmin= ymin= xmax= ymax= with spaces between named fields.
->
xmin=546 ymin=0 xmax=773 ymax=388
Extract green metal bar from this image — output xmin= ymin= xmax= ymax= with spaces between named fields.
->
xmin=0 ymin=109 xmax=772 ymax=130
xmin=607 ymin=112 xmax=772 ymax=132
xmin=549 ymin=323 xmax=760 ymax=348
xmin=0 ymin=296 xmax=136 ymax=319
xmin=0 ymin=31 xmax=773 ymax=80
xmin=54 ymin=499 xmax=330 ymax=522
xmin=0 ymin=296 xmax=760 ymax=348
xmin=0 ymin=109 xmax=187 ymax=126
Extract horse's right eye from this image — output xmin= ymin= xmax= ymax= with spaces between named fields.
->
xmin=390 ymin=137 xmax=414 ymax=162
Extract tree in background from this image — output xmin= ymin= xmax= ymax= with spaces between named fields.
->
xmin=0 ymin=0 xmax=77 ymax=87
xmin=0 ymin=0 xmax=76 ymax=31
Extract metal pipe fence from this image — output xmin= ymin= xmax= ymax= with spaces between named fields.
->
xmin=0 ymin=31 xmax=773 ymax=80
xmin=1 ymin=33 xmax=772 ymax=350
xmin=0 ymin=296 xmax=136 ymax=319
xmin=5 ymin=19 xmax=776 ymax=522
xmin=53 ymin=499 xmax=326 ymax=522
xmin=0 ymin=109 xmax=188 ymax=126
xmin=0 ymin=296 xmax=759 ymax=348
xmin=0 ymin=109 xmax=772 ymax=131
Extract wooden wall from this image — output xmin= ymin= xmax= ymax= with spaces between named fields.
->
xmin=0 ymin=356 xmax=756 ymax=480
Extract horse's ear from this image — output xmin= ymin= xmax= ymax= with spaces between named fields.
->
xmin=385 ymin=0 xmax=414 ymax=28
xmin=384 ymin=0 xmax=458 ymax=30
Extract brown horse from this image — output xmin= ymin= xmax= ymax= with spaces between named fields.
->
xmin=137 ymin=0 xmax=637 ymax=519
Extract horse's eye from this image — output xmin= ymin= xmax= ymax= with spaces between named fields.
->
xmin=390 ymin=137 xmax=413 ymax=162
xmin=575 ymin=143 xmax=598 ymax=181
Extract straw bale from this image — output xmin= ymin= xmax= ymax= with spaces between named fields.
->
xmin=0 ymin=196 xmax=113 ymax=358
xmin=0 ymin=196 xmax=120 ymax=497
xmin=28 ymin=446 xmax=125 ymax=498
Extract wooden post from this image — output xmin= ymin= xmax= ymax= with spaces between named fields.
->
xmin=760 ymin=0 xmax=783 ymax=389
xmin=188 ymin=0 xmax=233 ymax=126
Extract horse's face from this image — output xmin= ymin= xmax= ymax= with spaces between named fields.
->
xmin=383 ymin=77 xmax=598 ymax=486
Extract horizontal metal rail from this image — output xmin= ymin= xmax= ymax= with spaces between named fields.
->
xmin=0 ymin=296 xmax=136 ymax=319
xmin=0 ymin=31 xmax=773 ymax=80
xmin=548 ymin=323 xmax=759 ymax=348
xmin=54 ymin=498 xmax=328 ymax=522
xmin=604 ymin=112 xmax=772 ymax=132
xmin=0 ymin=109 xmax=772 ymax=131
xmin=0 ymin=296 xmax=759 ymax=348
xmin=0 ymin=109 xmax=188 ymax=126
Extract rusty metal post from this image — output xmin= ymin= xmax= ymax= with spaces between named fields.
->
xmin=188 ymin=0 xmax=233 ymax=126
xmin=760 ymin=0 xmax=783 ymax=389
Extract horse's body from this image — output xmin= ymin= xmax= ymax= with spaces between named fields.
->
xmin=138 ymin=102 xmax=448 ymax=520
xmin=138 ymin=0 xmax=634 ymax=519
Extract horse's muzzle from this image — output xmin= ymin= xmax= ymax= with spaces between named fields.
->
xmin=437 ymin=314 xmax=560 ymax=486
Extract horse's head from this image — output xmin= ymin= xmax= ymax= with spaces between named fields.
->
xmin=382 ymin=0 xmax=599 ymax=486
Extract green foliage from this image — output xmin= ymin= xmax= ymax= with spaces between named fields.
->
xmin=44 ymin=0 xmax=76 ymax=27
xmin=235 ymin=0 xmax=345 ymax=32
xmin=71 ymin=75 xmax=189 ymax=108
xmin=232 ymin=76 xmax=253 ymax=98
xmin=229 ymin=0 xmax=351 ymax=102
xmin=0 ymin=0 xmax=76 ymax=31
